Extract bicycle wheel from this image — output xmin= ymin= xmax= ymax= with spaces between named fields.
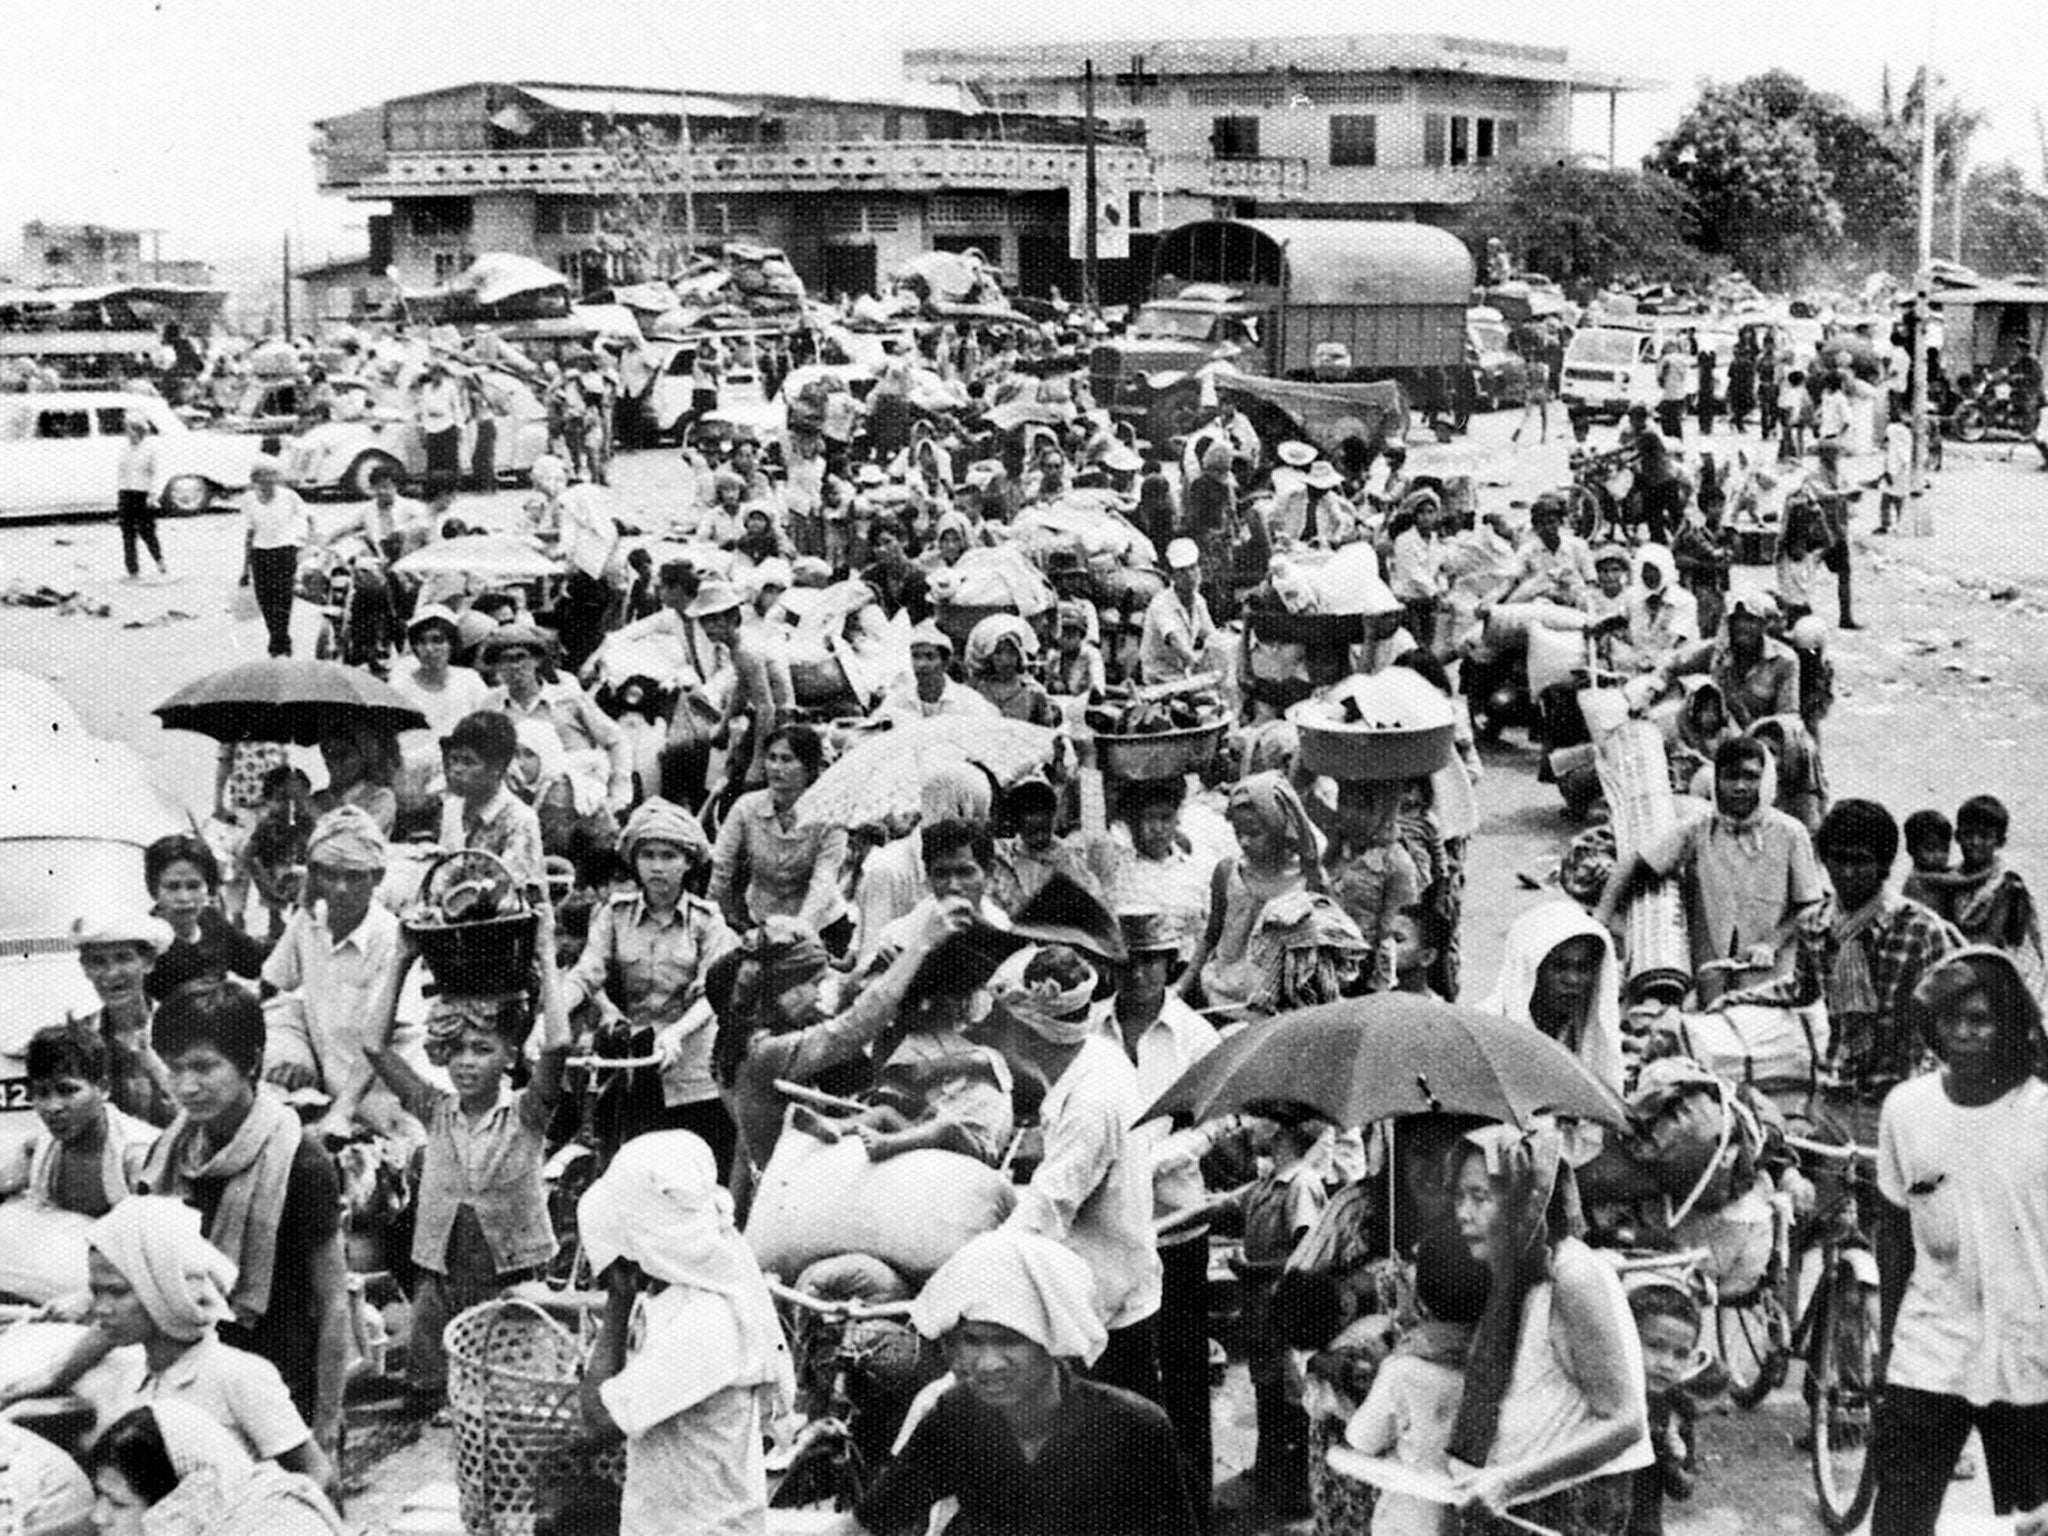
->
xmin=1717 ymin=1278 xmax=1791 ymax=1408
xmin=1808 ymin=1264 xmax=1881 ymax=1533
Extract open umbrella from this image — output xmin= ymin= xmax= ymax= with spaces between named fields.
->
xmin=154 ymin=659 xmax=428 ymax=747
xmin=1143 ymin=993 xmax=1628 ymax=1131
xmin=796 ymin=714 xmax=1057 ymax=828
xmin=392 ymin=533 xmax=561 ymax=581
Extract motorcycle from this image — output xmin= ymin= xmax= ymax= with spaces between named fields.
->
xmin=1946 ymin=371 xmax=2035 ymax=442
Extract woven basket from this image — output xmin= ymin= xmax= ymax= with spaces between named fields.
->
xmin=1093 ymin=721 xmax=1227 ymax=782
xmin=445 ymin=1297 xmax=623 ymax=1536
xmin=403 ymin=850 xmax=540 ymax=1000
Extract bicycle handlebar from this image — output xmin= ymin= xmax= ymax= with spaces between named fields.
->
xmin=1785 ymin=1134 xmax=1879 ymax=1166
xmin=567 ymin=1053 xmax=665 ymax=1072
xmin=766 ymin=1279 xmax=916 ymax=1322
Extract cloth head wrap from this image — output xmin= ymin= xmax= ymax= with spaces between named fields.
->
xmin=933 ymin=510 xmax=973 ymax=545
xmin=907 ymin=619 xmax=955 ymax=656
xmin=912 ymin=1228 xmax=1109 ymax=1364
xmin=619 ymin=796 xmax=709 ymax=866
xmin=994 ymin=944 xmax=1099 ymax=1045
xmin=1225 ymin=772 xmax=1327 ymax=894
xmin=528 ymin=454 xmax=568 ymax=496
xmin=1201 ymin=441 xmax=1234 ymax=476
xmin=305 ymin=804 xmax=387 ymax=872
xmin=746 ymin=915 xmax=831 ymax=1000
xmin=423 ymin=994 xmax=522 ymax=1064
xmin=89 ymin=1197 xmax=238 ymax=1342
xmin=964 ymin=613 xmax=1040 ymax=674
xmin=1446 ymin=1119 xmax=1583 ymax=1470
xmin=920 ymin=763 xmax=992 ymax=825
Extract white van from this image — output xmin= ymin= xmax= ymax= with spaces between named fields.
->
xmin=1561 ymin=324 xmax=1698 ymax=420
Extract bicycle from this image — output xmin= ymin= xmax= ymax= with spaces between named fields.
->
xmin=539 ymin=1043 xmax=666 ymax=1299
xmin=1780 ymin=1133 xmax=1884 ymax=1534
xmin=764 ymin=1279 xmax=926 ymax=1512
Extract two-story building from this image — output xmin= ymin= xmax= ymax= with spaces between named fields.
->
xmin=903 ymin=34 xmax=1658 ymax=226
xmin=311 ymin=80 xmax=1153 ymax=303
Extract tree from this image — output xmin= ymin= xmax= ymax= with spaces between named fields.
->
xmin=1460 ymin=162 xmax=1705 ymax=289
xmin=1959 ymin=162 xmax=2048 ymax=277
xmin=1648 ymin=79 xmax=1842 ymax=285
xmin=581 ymin=122 xmax=701 ymax=285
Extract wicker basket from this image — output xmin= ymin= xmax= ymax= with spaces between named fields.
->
xmin=933 ymin=600 xmax=1019 ymax=657
xmin=1093 ymin=721 xmax=1227 ymax=782
xmin=1294 ymin=720 xmax=1455 ymax=783
xmin=403 ymin=850 xmax=540 ymax=1000
xmin=445 ymin=1297 xmax=624 ymax=1536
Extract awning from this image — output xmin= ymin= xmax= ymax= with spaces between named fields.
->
xmin=512 ymin=84 xmax=749 ymax=120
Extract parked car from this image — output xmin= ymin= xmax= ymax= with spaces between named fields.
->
xmin=1560 ymin=321 xmax=1699 ymax=420
xmin=282 ymin=368 xmax=551 ymax=498
xmin=1467 ymin=312 xmax=1528 ymax=411
xmin=0 ymin=391 xmax=260 ymax=521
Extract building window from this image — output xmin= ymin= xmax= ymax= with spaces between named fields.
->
xmin=1211 ymin=115 xmax=1261 ymax=160
xmin=1476 ymin=118 xmax=1495 ymax=161
xmin=1498 ymin=119 xmax=1520 ymax=156
xmin=431 ymin=250 xmax=465 ymax=283
xmin=1449 ymin=116 xmax=1471 ymax=167
xmin=1422 ymin=114 xmax=1446 ymax=168
xmin=535 ymin=198 xmax=597 ymax=236
xmin=406 ymin=200 xmax=471 ymax=238
xmin=1329 ymin=115 xmax=1377 ymax=168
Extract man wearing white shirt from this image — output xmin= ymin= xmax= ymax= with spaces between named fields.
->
xmin=1138 ymin=540 xmax=1217 ymax=685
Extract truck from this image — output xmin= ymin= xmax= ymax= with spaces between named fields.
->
xmin=1089 ymin=218 xmax=1475 ymax=452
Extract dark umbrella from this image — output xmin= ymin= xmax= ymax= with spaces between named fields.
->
xmin=153 ymin=658 xmax=429 ymax=746
xmin=1143 ymin=993 xmax=1628 ymax=1130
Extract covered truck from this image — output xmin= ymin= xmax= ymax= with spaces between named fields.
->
xmin=1090 ymin=218 xmax=1474 ymax=448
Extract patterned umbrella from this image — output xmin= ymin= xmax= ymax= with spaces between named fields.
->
xmin=796 ymin=714 xmax=1058 ymax=828
xmin=154 ymin=658 xmax=428 ymax=746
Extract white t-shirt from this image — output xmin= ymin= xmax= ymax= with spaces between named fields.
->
xmin=1878 ymin=1073 xmax=2048 ymax=1405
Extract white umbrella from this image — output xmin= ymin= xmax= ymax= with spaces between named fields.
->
xmin=393 ymin=533 xmax=560 ymax=581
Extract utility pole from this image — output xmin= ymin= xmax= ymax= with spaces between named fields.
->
xmin=1082 ymin=57 xmax=1099 ymax=313
xmin=281 ymin=230 xmax=294 ymax=336
xmin=1908 ymin=60 xmax=1937 ymax=536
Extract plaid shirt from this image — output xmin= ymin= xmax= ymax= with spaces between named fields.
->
xmin=1735 ymin=893 xmax=1960 ymax=1101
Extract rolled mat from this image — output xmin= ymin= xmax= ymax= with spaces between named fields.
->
xmin=1592 ymin=707 xmax=1693 ymax=1002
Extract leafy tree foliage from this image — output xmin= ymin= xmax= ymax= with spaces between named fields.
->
xmin=1958 ymin=162 xmax=2048 ymax=277
xmin=1460 ymin=163 xmax=1706 ymax=289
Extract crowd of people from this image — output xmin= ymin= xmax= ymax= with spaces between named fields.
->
xmin=6 ymin=301 xmax=2045 ymax=1536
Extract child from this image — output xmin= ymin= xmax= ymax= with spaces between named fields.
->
xmin=1922 ymin=795 xmax=2046 ymax=980
xmin=1876 ymin=420 xmax=1914 ymax=534
xmin=795 ymin=966 xmax=1016 ymax=1168
xmin=1777 ymin=369 xmax=1810 ymax=463
xmin=1384 ymin=903 xmax=1441 ymax=996
xmin=0 ymin=1028 xmax=156 ymax=1217
xmin=1670 ymin=492 xmax=1734 ymax=641
xmin=237 ymin=765 xmax=314 ymax=944
xmin=1045 ymin=598 xmax=1106 ymax=699
xmin=1387 ymin=493 xmax=1447 ymax=650
xmin=1625 ymin=1281 xmax=1703 ymax=1536
xmin=363 ymin=902 xmax=571 ymax=1401
xmin=439 ymin=709 xmax=547 ymax=890
xmin=1225 ymin=1108 xmax=1333 ymax=1521
xmin=1343 ymin=1225 xmax=1493 ymax=1536
xmin=1899 ymin=808 xmax=1954 ymax=909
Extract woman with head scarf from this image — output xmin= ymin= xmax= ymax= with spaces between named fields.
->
xmin=1186 ymin=773 xmax=1328 ymax=1017
xmin=1868 ymin=947 xmax=2048 ymax=1533
xmin=850 ymin=1229 xmax=1198 ymax=1536
xmin=919 ymin=509 xmax=975 ymax=574
xmin=1481 ymin=901 xmax=1626 ymax=1095
xmin=1046 ymin=597 xmax=1107 ymax=699
xmin=1444 ymin=1123 xmax=1651 ymax=1534
xmin=507 ymin=716 xmax=618 ymax=878
xmin=86 ymin=1402 xmax=343 ymax=1536
xmin=1747 ymin=713 xmax=1828 ymax=835
xmin=965 ymin=613 xmax=1060 ymax=727
xmin=557 ymin=799 xmax=741 ymax=1172
xmin=84 ymin=1197 xmax=332 ymax=1492
xmin=1184 ymin=439 xmax=1245 ymax=622
xmin=578 ymin=1131 xmax=795 ymax=1536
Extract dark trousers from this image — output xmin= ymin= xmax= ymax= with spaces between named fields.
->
xmin=117 ymin=489 xmax=162 ymax=575
xmin=554 ymin=569 xmax=613 ymax=673
xmin=1872 ymin=1385 xmax=2048 ymax=1535
xmin=1835 ymin=546 xmax=1856 ymax=624
xmin=424 ymin=427 xmax=461 ymax=496
xmin=1657 ymin=399 xmax=1685 ymax=440
xmin=1090 ymin=1312 xmax=1163 ymax=1406
xmin=248 ymin=544 xmax=298 ymax=656
xmin=1155 ymin=1237 xmax=1213 ymax=1520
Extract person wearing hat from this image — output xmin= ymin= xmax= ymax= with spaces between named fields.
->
xmin=1866 ymin=947 xmax=2048 ymax=1534
xmin=879 ymin=620 xmax=999 ymax=722
xmin=985 ymin=942 xmax=1166 ymax=1406
xmin=1645 ymin=592 xmax=1800 ymax=732
xmin=238 ymin=456 xmax=311 ymax=658
xmin=71 ymin=907 xmax=179 ymax=1127
xmin=260 ymin=805 xmax=422 ymax=1146
xmin=391 ymin=604 xmax=492 ymax=741
xmin=1107 ymin=906 xmax=1224 ymax=1514
xmin=688 ymin=579 xmax=791 ymax=798
xmin=1047 ymin=597 xmax=1107 ymax=699
xmin=851 ymin=1228 xmax=1198 ymax=1536
xmin=560 ymin=799 xmax=741 ymax=1170
xmin=482 ymin=623 xmax=632 ymax=815
xmin=1138 ymin=538 xmax=1216 ymax=686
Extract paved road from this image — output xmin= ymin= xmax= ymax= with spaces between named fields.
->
xmin=1 ymin=410 xmax=2035 ymax=1532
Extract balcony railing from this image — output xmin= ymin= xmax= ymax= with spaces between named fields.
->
xmin=317 ymin=139 xmax=1154 ymax=197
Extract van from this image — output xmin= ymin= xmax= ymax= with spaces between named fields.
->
xmin=1561 ymin=323 xmax=1698 ymax=420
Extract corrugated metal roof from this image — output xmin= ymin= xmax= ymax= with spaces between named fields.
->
xmin=1933 ymin=279 xmax=2048 ymax=307
xmin=512 ymin=84 xmax=751 ymax=119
